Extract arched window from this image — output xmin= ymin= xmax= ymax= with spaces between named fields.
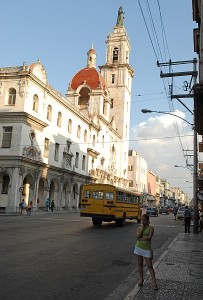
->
xmin=125 ymin=125 xmax=127 ymax=138
xmin=92 ymin=135 xmax=96 ymax=146
xmin=78 ymin=87 xmax=90 ymax=114
xmin=113 ymin=47 xmax=119 ymax=63
xmin=102 ymin=135 xmax=104 ymax=148
xmin=7 ymin=88 xmax=16 ymax=105
xmin=84 ymin=130 xmax=87 ymax=142
xmin=47 ymin=105 xmax=52 ymax=121
xmin=32 ymin=94 xmax=39 ymax=112
xmin=68 ymin=119 xmax=72 ymax=133
xmin=110 ymin=98 xmax=114 ymax=108
xmin=57 ymin=112 xmax=62 ymax=127
xmin=77 ymin=125 xmax=81 ymax=138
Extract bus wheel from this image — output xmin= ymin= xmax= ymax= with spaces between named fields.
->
xmin=92 ymin=218 xmax=102 ymax=226
xmin=116 ymin=214 xmax=126 ymax=227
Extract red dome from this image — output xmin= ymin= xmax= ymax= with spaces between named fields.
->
xmin=70 ymin=67 xmax=106 ymax=91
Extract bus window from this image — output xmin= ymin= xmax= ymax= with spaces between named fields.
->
xmin=126 ymin=193 xmax=131 ymax=203
xmin=106 ymin=192 xmax=114 ymax=200
xmin=83 ymin=190 xmax=91 ymax=198
xmin=93 ymin=191 xmax=104 ymax=200
xmin=116 ymin=191 xmax=124 ymax=202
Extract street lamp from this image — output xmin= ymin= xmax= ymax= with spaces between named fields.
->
xmin=141 ymin=108 xmax=199 ymax=233
xmin=141 ymin=109 xmax=193 ymax=126
xmin=174 ymin=165 xmax=188 ymax=168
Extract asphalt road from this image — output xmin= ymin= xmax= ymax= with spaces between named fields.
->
xmin=0 ymin=211 xmax=184 ymax=300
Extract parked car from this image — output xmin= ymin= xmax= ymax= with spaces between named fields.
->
xmin=159 ymin=206 xmax=169 ymax=215
xmin=177 ymin=206 xmax=185 ymax=219
xmin=146 ymin=207 xmax=159 ymax=217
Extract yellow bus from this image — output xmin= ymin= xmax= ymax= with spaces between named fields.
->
xmin=80 ymin=183 xmax=142 ymax=226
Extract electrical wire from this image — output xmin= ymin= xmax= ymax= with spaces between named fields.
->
xmin=137 ymin=0 xmax=193 ymax=168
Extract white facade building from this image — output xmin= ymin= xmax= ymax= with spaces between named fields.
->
xmin=0 ymin=8 xmax=134 ymax=214
xmin=128 ymin=150 xmax=148 ymax=194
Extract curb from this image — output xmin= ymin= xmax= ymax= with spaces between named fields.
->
xmin=123 ymin=233 xmax=180 ymax=300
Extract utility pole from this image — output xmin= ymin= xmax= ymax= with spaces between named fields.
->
xmin=157 ymin=58 xmax=199 ymax=233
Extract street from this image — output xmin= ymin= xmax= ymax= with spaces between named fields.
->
xmin=0 ymin=212 xmax=184 ymax=300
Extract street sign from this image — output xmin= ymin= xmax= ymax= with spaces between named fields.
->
xmin=196 ymin=190 xmax=203 ymax=201
xmin=19 ymin=187 xmax=23 ymax=192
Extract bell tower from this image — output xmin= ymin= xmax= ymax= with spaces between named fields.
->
xmin=99 ymin=7 xmax=134 ymax=179
xmin=99 ymin=7 xmax=134 ymax=139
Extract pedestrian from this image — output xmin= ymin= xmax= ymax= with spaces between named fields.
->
xmin=45 ymin=198 xmax=50 ymax=211
xmin=199 ymin=209 xmax=203 ymax=232
xmin=19 ymin=199 xmax=25 ymax=214
xmin=134 ymin=213 xmax=158 ymax=290
xmin=173 ymin=206 xmax=178 ymax=220
xmin=184 ymin=205 xmax=191 ymax=233
xmin=50 ymin=200 xmax=55 ymax=212
xmin=26 ymin=201 xmax=32 ymax=216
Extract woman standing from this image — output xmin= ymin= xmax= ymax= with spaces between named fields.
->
xmin=134 ymin=214 xmax=158 ymax=290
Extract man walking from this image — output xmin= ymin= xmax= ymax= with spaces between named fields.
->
xmin=45 ymin=198 xmax=50 ymax=211
xmin=184 ymin=206 xmax=191 ymax=233
xmin=173 ymin=206 xmax=178 ymax=220
xmin=19 ymin=199 xmax=25 ymax=214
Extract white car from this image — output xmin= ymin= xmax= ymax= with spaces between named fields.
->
xmin=177 ymin=206 xmax=185 ymax=219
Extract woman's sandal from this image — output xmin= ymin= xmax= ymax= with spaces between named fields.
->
xmin=138 ymin=281 xmax=144 ymax=286
xmin=154 ymin=284 xmax=158 ymax=290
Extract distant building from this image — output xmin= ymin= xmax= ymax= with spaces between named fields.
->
xmin=172 ymin=188 xmax=189 ymax=206
xmin=128 ymin=150 xmax=147 ymax=193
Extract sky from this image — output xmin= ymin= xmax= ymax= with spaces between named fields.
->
xmin=0 ymin=0 xmax=200 ymax=199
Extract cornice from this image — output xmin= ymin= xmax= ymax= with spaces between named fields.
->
xmin=98 ymin=115 xmax=122 ymax=138
xmin=87 ymin=148 xmax=100 ymax=158
xmin=0 ymin=112 xmax=48 ymax=131
xmin=99 ymin=63 xmax=134 ymax=76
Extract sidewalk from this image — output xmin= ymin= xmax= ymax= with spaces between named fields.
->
xmin=124 ymin=232 xmax=203 ymax=300
xmin=0 ymin=208 xmax=79 ymax=216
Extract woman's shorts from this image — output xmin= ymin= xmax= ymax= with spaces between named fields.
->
xmin=134 ymin=246 xmax=153 ymax=258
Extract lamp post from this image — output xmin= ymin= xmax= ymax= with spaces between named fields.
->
xmin=141 ymin=109 xmax=193 ymax=126
xmin=141 ymin=109 xmax=199 ymax=233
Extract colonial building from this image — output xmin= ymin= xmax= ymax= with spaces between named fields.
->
xmin=128 ymin=150 xmax=147 ymax=193
xmin=0 ymin=7 xmax=134 ymax=214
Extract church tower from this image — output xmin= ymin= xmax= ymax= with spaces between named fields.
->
xmin=99 ymin=7 xmax=134 ymax=175
xmin=99 ymin=7 xmax=134 ymax=138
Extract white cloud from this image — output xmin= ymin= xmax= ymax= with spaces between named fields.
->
xmin=130 ymin=111 xmax=194 ymax=198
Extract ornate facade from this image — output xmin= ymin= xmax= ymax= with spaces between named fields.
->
xmin=0 ymin=9 xmax=134 ymax=214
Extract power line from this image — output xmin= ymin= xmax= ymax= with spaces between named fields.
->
xmin=8 ymin=133 xmax=194 ymax=149
xmin=137 ymin=0 xmax=159 ymax=61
